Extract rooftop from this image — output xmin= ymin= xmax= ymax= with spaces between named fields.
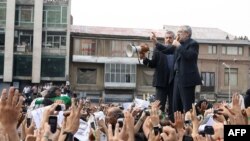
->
xmin=71 ymin=25 xmax=249 ymax=43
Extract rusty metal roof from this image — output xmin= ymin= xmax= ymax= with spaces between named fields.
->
xmin=71 ymin=25 xmax=234 ymax=40
xmin=71 ymin=25 xmax=165 ymax=38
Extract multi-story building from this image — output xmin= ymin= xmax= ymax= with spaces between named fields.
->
xmin=0 ymin=0 xmax=71 ymax=91
xmin=70 ymin=25 xmax=250 ymax=103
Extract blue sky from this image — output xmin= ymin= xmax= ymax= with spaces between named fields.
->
xmin=71 ymin=0 xmax=250 ymax=38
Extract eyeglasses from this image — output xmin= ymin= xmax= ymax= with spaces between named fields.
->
xmin=165 ymin=37 xmax=173 ymax=39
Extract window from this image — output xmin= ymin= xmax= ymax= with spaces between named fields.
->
xmin=222 ymin=46 xmax=243 ymax=55
xmin=47 ymin=11 xmax=60 ymax=23
xmin=14 ymin=30 xmax=33 ymax=52
xmin=13 ymin=55 xmax=32 ymax=76
xmin=0 ymin=1 xmax=6 ymax=25
xmin=105 ymin=63 xmax=136 ymax=83
xmin=0 ymin=54 xmax=3 ymax=75
xmin=15 ymin=6 xmax=34 ymax=26
xmin=0 ymin=31 xmax=4 ymax=50
xmin=224 ymin=68 xmax=238 ymax=86
xmin=201 ymin=72 xmax=215 ymax=91
xmin=208 ymin=45 xmax=217 ymax=54
xmin=80 ymin=39 xmax=96 ymax=56
xmin=42 ymin=32 xmax=66 ymax=48
xmin=20 ymin=8 xmax=33 ymax=22
xmin=77 ymin=68 xmax=97 ymax=84
xmin=61 ymin=6 xmax=67 ymax=23
xmin=109 ymin=40 xmax=153 ymax=57
xmin=41 ymin=57 xmax=65 ymax=77
xmin=43 ymin=5 xmax=68 ymax=27
xmin=111 ymin=40 xmax=130 ymax=57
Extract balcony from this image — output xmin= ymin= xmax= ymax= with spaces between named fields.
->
xmin=14 ymin=44 xmax=33 ymax=54
xmin=16 ymin=45 xmax=26 ymax=52
xmin=42 ymin=46 xmax=66 ymax=55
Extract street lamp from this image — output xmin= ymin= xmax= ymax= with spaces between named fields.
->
xmin=222 ymin=62 xmax=231 ymax=103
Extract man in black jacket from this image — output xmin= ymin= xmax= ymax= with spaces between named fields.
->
xmin=244 ymin=89 xmax=250 ymax=108
xmin=153 ymin=25 xmax=202 ymax=113
xmin=142 ymin=31 xmax=175 ymax=115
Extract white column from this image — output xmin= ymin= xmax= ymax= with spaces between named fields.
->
xmin=32 ymin=0 xmax=43 ymax=83
xmin=3 ymin=0 xmax=16 ymax=82
xmin=65 ymin=0 xmax=71 ymax=81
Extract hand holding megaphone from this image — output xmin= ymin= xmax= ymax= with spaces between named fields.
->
xmin=126 ymin=43 xmax=149 ymax=59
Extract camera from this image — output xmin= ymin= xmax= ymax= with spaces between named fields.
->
xmin=153 ymin=126 xmax=163 ymax=135
xmin=144 ymin=109 xmax=150 ymax=116
xmin=90 ymin=122 xmax=96 ymax=130
xmin=199 ymin=125 xmax=215 ymax=136
xmin=118 ymin=106 xmax=124 ymax=110
xmin=182 ymin=135 xmax=193 ymax=141
xmin=213 ymin=109 xmax=223 ymax=115
xmin=184 ymin=120 xmax=192 ymax=126
xmin=26 ymin=118 xmax=31 ymax=127
xmin=22 ymin=106 xmax=27 ymax=113
xmin=48 ymin=116 xmax=58 ymax=133
xmin=55 ymin=104 xmax=65 ymax=111
xmin=117 ymin=118 xmax=124 ymax=127
xmin=204 ymin=126 xmax=214 ymax=135
xmin=117 ymin=113 xmax=124 ymax=127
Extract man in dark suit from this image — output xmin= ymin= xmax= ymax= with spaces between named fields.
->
xmin=152 ymin=25 xmax=202 ymax=113
xmin=142 ymin=31 xmax=175 ymax=115
xmin=244 ymin=89 xmax=250 ymax=108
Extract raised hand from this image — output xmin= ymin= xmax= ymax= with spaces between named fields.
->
xmin=0 ymin=87 xmax=24 ymax=141
xmin=0 ymin=87 xmax=24 ymax=128
xmin=41 ymin=122 xmax=61 ymax=141
xmin=107 ymin=123 xmax=123 ymax=141
xmin=171 ymin=111 xmax=184 ymax=131
xmin=150 ymin=32 xmax=158 ymax=44
xmin=148 ymin=130 xmax=161 ymax=141
xmin=63 ymin=98 xmax=83 ymax=134
xmin=22 ymin=118 xmax=36 ymax=139
xmin=190 ymin=103 xmax=199 ymax=136
xmin=160 ymin=126 xmax=178 ymax=141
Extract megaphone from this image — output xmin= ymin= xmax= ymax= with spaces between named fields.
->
xmin=126 ymin=43 xmax=149 ymax=59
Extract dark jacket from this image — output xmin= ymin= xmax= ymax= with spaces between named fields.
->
xmin=244 ymin=89 xmax=250 ymax=108
xmin=156 ymin=38 xmax=202 ymax=87
xmin=143 ymin=48 xmax=171 ymax=88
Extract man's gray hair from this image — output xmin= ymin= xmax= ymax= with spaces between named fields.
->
xmin=180 ymin=25 xmax=192 ymax=37
xmin=165 ymin=30 xmax=175 ymax=38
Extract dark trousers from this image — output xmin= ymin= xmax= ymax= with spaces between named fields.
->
xmin=173 ymin=73 xmax=195 ymax=113
xmin=155 ymin=86 xmax=173 ymax=117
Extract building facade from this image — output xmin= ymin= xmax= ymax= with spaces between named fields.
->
xmin=0 ymin=0 xmax=71 ymax=91
xmin=70 ymin=25 xmax=250 ymax=103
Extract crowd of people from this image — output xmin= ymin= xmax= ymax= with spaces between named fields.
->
xmin=0 ymin=25 xmax=250 ymax=141
xmin=1 ymin=86 xmax=250 ymax=141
